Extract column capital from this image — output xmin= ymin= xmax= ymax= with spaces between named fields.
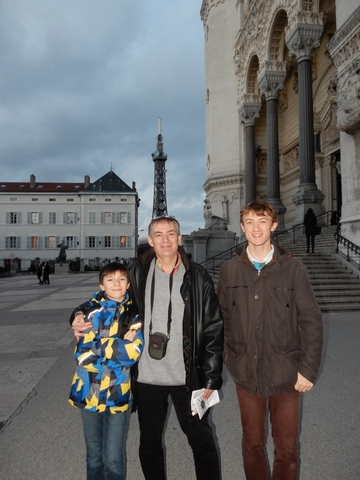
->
xmin=239 ymin=96 xmax=262 ymax=126
xmin=258 ymin=67 xmax=286 ymax=100
xmin=286 ymin=16 xmax=324 ymax=63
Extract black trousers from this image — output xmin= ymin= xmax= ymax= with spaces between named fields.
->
xmin=136 ymin=382 xmax=221 ymax=480
xmin=306 ymin=234 xmax=315 ymax=252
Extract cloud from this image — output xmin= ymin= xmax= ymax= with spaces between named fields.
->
xmin=0 ymin=0 xmax=205 ymax=233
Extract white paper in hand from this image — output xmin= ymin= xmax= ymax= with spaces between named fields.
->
xmin=191 ymin=389 xmax=220 ymax=420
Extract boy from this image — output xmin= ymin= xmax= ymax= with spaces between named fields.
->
xmin=69 ymin=262 xmax=144 ymax=480
xmin=217 ymin=200 xmax=323 ymax=479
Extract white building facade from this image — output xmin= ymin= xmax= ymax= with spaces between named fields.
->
xmin=0 ymin=171 xmax=139 ymax=272
xmin=200 ymin=0 xmax=360 ymax=248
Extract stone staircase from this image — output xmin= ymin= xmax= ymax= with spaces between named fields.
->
xmin=209 ymin=225 xmax=360 ymax=312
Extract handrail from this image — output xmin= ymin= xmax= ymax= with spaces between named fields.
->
xmin=272 ymin=210 xmax=333 ymax=245
xmin=200 ymin=210 xmax=334 ymax=271
xmin=335 ymin=232 xmax=360 ymax=270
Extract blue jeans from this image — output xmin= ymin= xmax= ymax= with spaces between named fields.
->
xmin=80 ymin=409 xmax=128 ymax=480
xmin=136 ymin=382 xmax=221 ymax=480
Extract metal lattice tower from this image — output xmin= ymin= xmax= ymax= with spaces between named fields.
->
xmin=151 ymin=119 xmax=168 ymax=218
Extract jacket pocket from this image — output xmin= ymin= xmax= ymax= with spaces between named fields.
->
xmin=224 ymin=342 xmax=248 ymax=385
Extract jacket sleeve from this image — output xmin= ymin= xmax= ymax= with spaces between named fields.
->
xmin=198 ymin=269 xmax=224 ymax=390
xmin=216 ymin=264 xmax=230 ymax=356
xmin=76 ymin=313 xmax=144 ymax=371
xmin=294 ymin=262 xmax=323 ymax=383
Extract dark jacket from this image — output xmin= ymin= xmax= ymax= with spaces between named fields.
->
xmin=217 ymin=242 xmax=323 ymax=398
xmin=129 ymin=246 xmax=223 ymax=393
xmin=303 ymin=211 xmax=317 ymax=236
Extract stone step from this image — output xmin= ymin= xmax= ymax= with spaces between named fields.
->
xmin=312 ymin=284 xmax=360 ymax=291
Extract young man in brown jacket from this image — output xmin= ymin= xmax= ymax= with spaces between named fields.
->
xmin=217 ymin=200 xmax=323 ymax=480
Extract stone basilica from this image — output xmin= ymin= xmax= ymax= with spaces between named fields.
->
xmin=200 ymin=0 xmax=360 ymax=247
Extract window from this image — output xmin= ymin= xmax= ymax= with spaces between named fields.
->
xmin=6 ymin=237 xmax=20 ymax=248
xmin=49 ymin=212 xmax=56 ymax=224
xmin=9 ymin=237 xmax=17 ymax=248
xmin=66 ymin=212 xmax=74 ymax=224
xmin=104 ymin=212 xmax=112 ymax=224
xmin=104 ymin=236 xmax=111 ymax=248
xmin=120 ymin=212 xmax=128 ymax=223
xmin=48 ymin=236 xmax=56 ymax=248
xmin=89 ymin=212 xmax=96 ymax=224
xmin=66 ymin=236 xmax=74 ymax=248
xmin=31 ymin=237 xmax=39 ymax=248
xmin=10 ymin=212 xmax=18 ymax=224
xmin=31 ymin=212 xmax=39 ymax=224
xmin=120 ymin=236 xmax=127 ymax=248
xmin=89 ymin=236 xmax=96 ymax=248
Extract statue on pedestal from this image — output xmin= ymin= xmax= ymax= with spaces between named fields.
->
xmin=57 ymin=241 xmax=68 ymax=263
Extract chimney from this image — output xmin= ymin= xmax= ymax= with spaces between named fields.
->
xmin=132 ymin=181 xmax=136 ymax=191
xmin=84 ymin=175 xmax=90 ymax=188
xmin=30 ymin=174 xmax=36 ymax=188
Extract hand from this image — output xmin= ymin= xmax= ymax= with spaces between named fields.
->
xmin=124 ymin=330 xmax=137 ymax=342
xmin=294 ymin=372 xmax=313 ymax=392
xmin=202 ymin=388 xmax=214 ymax=400
xmin=72 ymin=315 xmax=92 ymax=341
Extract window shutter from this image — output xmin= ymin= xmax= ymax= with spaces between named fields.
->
xmin=5 ymin=237 xmax=9 ymax=248
xmin=63 ymin=213 xmax=67 ymax=224
xmin=6 ymin=213 xmax=10 ymax=224
xmin=116 ymin=236 xmax=120 ymax=248
xmin=38 ymin=237 xmax=43 ymax=248
xmin=74 ymin=213 xmax=79 ymax=224
xmin=56 ymin=236 xmax=60 ymax=246
xmin=18 ymin=212 xmax=22 ymax=224
xmin=127 ymin=237 xmax=131 ymax=248
xmin=44 ymin=237 xmax=49 ymax=248
xmin=101 ymin=212 xmax=105 ymax=223
xmin=117 ymin=212 xmax=120 ymax=224
xmin=27 ymin=213 xmax=31 ymax=224
xmin=17 ymin=237 xmax=21 ymax=248
xmin=27 ymin=237 xmax=31 ymax=248
xmin=74 ymin=236 xmax=79 ymax=246
xmin=85 ymin=237 xmax=89 ymax=248
xmin=38 ymin=212 xmax=43 ymax=224
xmin=127 ymin=212 xmax=131 ymax=223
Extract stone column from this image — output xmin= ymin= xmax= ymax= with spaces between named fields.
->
xmin=286 ymin=20 xmax=325 ymax=224
xmin=239 ymin=99 xmax=262 ymax=204
xmin=258 ymin=67 xmax=287 ymax=229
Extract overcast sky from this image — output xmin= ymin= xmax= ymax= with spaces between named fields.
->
xmin=0 ymin=0 xmax=206 ymax=235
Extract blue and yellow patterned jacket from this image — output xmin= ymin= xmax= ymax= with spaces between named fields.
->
xmin=69 ymin=291 xmax=144 ymax=413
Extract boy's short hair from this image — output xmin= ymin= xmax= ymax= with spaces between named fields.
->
xmin=148 ymin=216 xmax=181 ymax=236
xmin=99 ymin=262 xmax=130 ymax=284
xmin=240 ymin=200 xmax=278 ymax=224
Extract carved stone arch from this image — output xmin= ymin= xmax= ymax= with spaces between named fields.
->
xmin=266 ymin=9 xmax=288 ymax=62
xmin=246 ymin=55 xmax=260 ymax=95
xmin=237 ymin=44 xmax=261 ymax=102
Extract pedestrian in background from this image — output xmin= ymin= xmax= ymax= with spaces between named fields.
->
xmin=36 ymin=262 xmax=43 ymax=284
xmin=42 ymin=261 xmax=50 ymax=285
xmin=303 ymin=207 xmax=317 ymax=253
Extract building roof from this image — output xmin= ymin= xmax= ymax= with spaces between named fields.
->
xmin=83 ymin=170 xmax=134 ymax=193
xmin=0 ymin=181 xmax=84 ymax=193
xmin=0 ymin=171 xmax=135 ymax=194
